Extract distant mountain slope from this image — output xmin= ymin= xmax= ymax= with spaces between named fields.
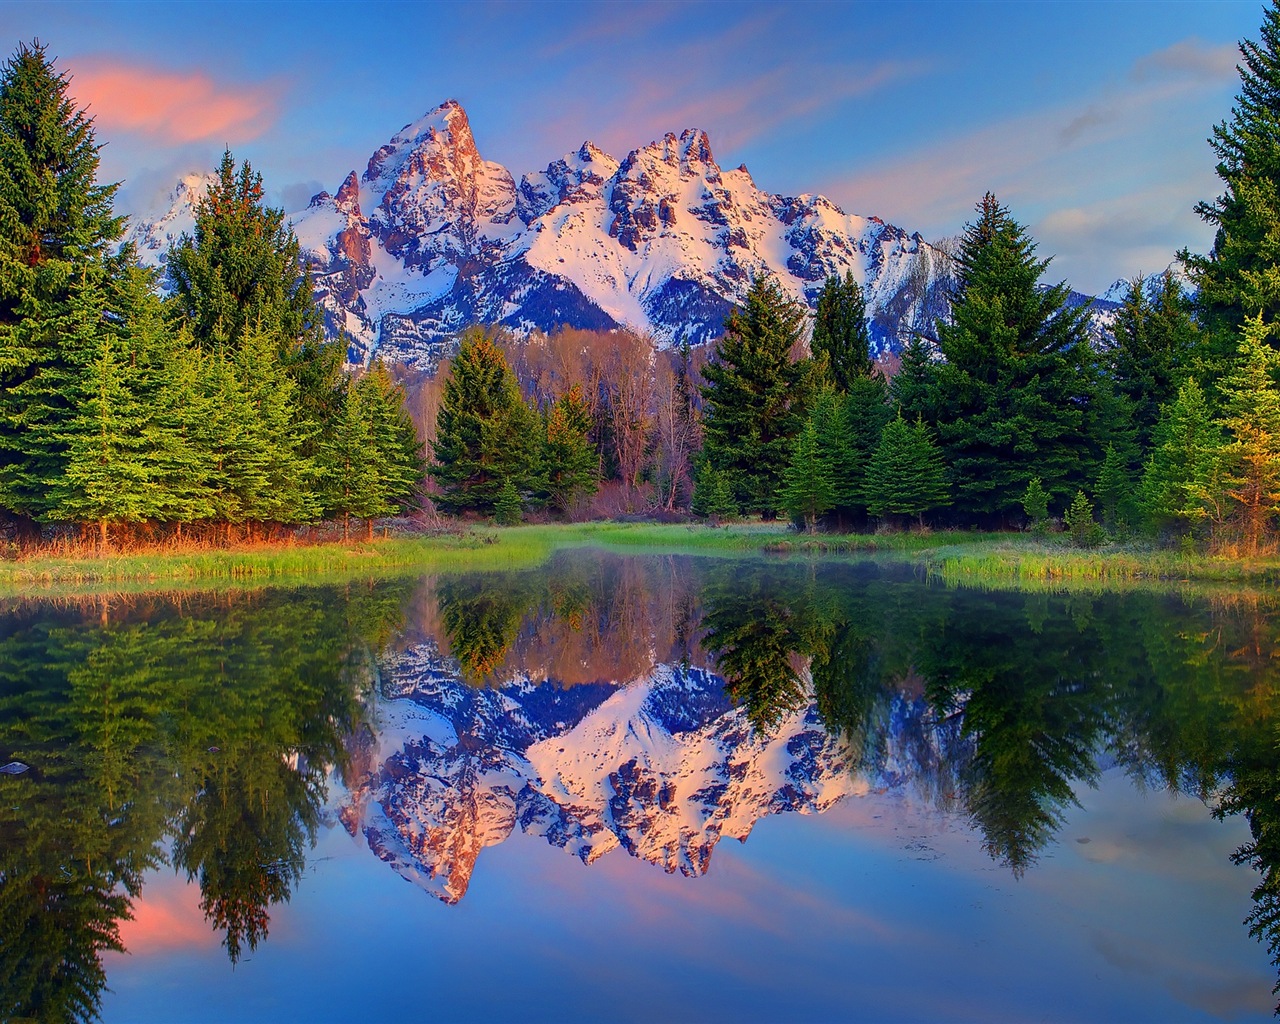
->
xmin=130 ymin=102 xmax=955 ymax=368
xmin=129 ymin=102 xmax=1141 ymax=370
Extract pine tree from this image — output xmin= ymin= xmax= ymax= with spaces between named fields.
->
xmin=1109 ymin=271 xmax=1201 ymax=449
xmin=692 ymin=458 xmax=738 ymax=519
xmin=0 ymin=42 xmax=123 ymax=527
xmin=1021 ymin=477 xmax=1050 ymax=533
xmin=1094 ymin=444 xmax=1133 ymax=534
xmin=166 ymin=149 xmax=344 ymax=526
xmin=781 ymin=418 xmax=835 ymax=532
xmin=493 ymin=477 xmax=522 ymax=526
xmin=891 ymin=334 xmax=936 ymax=422
xmin=50 ymin=330 xmax=160 ymax=548
xmin=541 ymin=384 xmax=598 ymax=515
xmin=1063 ymin=490 xmax=1104 ymax=549
xmin=1140 ymin=379 xmax=1226 ymax=537
xmin=350 ymin=361 xmax=424 ymax=535
xmin=700 ymin=276 xmax=819 ymax=516
xmin=829 ymin=375 xmax=890 ymax=523
xmin=318 ymin=380 xmax=379 ymax=541
xmin=811 ymin=271 xmax=872 ymax=391
xmin=930 ymin=193 xmax=1097 ymax=521
xmin=1217 ymin=316 xmax=1280 ymax=554
xmin=167 ymin=150 xmax=319 ymax=353
xmin=864 ymin=414 xmax=950 ymax=527
xmin=1181 ymin=2 xmax=1280 ymax=351
xmin=431 ymin=330 xmax=538 ymax=514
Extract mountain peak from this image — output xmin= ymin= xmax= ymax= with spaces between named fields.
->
xmin=678 ymin=128 xmax=714 ymax=167
xmin=395 ymin=98 xmax=472 ymax=145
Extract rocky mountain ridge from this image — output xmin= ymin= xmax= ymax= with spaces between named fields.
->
xmin=337 ymin=641 xmax=971 ymax=903
xmin=129 ymin=101 xmax=955 ymax=369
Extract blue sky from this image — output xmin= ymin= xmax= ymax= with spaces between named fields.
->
xmin=0 ymin=0 xmax=1261 ymax=293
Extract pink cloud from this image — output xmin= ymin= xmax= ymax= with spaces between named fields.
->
xmin=70 ymin=59 xmax=279 ymax=144
xmin=115 ymin=873 xmax=220 ymax=955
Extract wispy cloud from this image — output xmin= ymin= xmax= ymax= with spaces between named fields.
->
xmin=822 ymin=36 xmax=1237 ymax=289
xmin=523 ymin=9 xmax=926 ymax=164
xmin=71 ymin=59 xmax=280 ymax=144
xmin=1131 ymin=38 xmax=1238 ymax=83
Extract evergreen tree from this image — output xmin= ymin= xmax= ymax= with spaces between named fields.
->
xmin=1062 ymin=490 xmax=1104 ymax=549
xmin=493 ymin=477 xmax=523 ymax=526
xmin=930 ymin=193 xmax=1097 ymax=521
xmin=700 ymin=276 xmax=819 ymax=516
xmin=890 ymin=334 xmax=936 ymax=422
xmin=830 ymin=375 xmax=890 ymax=523
xmin=1181 ymin=2 xmax=1280 ymax=351
xmin=112 ymin=267 xmax=213 ymax=531
xmin=864 ymin=414 xmax=950 ymax=526
xmin=1109 ymin=271 xmax=1201 ymax=449
xmin=318 ymin=380 xmax=379 ymax=541
xmin=431 ymin=330 xmax=538 ymax=514
xmin=232 ymin=330 xmax=317 ymax=526
xmin=0 ymin=41 xmax=123 ymax=526
xmin=1217 ymin=316 xmax=1280 ymax=554
xmin=1140 ymin=379 xmax=1227 ymax=537
xmin=1094 ymin=444 xmax=1133 ymax=534
xmin=781 ymin=418 xmax=835 ymax=532
xmin=692 ymin=458 xmax=738 ymax=519
xmin=1021 ymin=477 xmax=1050 ymax=532
xmin=350 ymin=360 xmax=424 ymax=534
xmin=50 ymin=303 xmax=163 ymax=548
xmin=811 ymin=271 xmax=872 ymax=391
xmin=541 ymin=384 xmax=598 ymax=515
xmin=167 ymin=149 xmax=345 ymax=523
xmin=167 ymin=150 xmax=319 ymax=353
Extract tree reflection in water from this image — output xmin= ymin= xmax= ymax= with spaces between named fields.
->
xmin=0 ymin=584 xmax=407 ymax=1022
xmin=5 ymin=554 xmax=1280 ymax=1019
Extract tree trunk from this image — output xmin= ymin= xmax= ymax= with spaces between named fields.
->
xmin=99 ymin=518 xmax=108 ymax=554
xmin=367 ymin=517 xmax=375 ymax=541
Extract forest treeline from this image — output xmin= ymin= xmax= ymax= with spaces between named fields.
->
xmin=5 ymin=3 xmax=1280 ymax=551
xmin=420 ymin=2 xmax=1280 ymax=554
xmin=0 ymin=44 xmax=423 ymax=548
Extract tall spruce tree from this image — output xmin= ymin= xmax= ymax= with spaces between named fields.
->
xmin=167 ymin=151 xmax=319 ymax=354
xmin=1181 ymin=1 xmax=1280 ymax=351
xmin=350 ymin=360 xmax=425 ymax=530
xmin=431 ymin=330 xmax=538 ymax=514
xmin=1217 ymin=317 xmax=1280 ymax=554
xmin=1140 ymin=378 xmax=1226 ymax=537
xmin=811 ymin=271 xmax=872 ymax=391
xmin=541 ymin=384 xmax=598 ymax=515
xmin=166 ymin=150 xmax=356 ymax=529
xmin=930 ymin=193 xmax=1097 ymax=522
xmin=781 ymin=417 xmax=835 ymax=532
xmin=0 ymin=41 xmax=123 ymax=527
xmin=864 ymin=413 xmax=950 ymax=527
xmin=700 ymin=276 xmax=819 ymax=517
xmin=1110 ymin=271 xmax=1201 ymax=450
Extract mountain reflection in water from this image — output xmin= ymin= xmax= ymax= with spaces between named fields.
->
xmin=2 ymin=552 xmax=1280 ymax=1021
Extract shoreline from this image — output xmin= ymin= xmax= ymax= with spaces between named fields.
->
xmin=0 ymin=521 xmax=1275 ymax=597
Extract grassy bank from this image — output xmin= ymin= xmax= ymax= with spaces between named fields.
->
xmin=0 ymin=521 xmax=1275 ymax=595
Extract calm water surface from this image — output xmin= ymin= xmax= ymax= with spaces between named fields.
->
xmin=1 ymin=551 xmax=1277 ymax=1022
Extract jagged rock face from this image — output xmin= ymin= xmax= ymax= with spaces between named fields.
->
xmin=288 ymin=101 xmax=957 ymax=367
xmin=339 ymin=642 xmax=972 ymax=904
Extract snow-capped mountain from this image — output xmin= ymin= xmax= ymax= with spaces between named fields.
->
xmin=338 ymin=641 xmax=971 ymax=903
xmin=121 ymin=171 xmax=217 ymax=272
xmin=132 ymin=101 xmax=954 ymax=369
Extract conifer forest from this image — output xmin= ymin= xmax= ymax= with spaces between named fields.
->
xmin=2 ymin=3 xmax=1280 ymax=556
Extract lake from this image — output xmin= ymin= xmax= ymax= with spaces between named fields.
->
xmin=1 ymin=549 xmax=1276 ymax=1023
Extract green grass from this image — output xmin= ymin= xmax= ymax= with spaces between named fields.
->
xmin=1 ymin=520 xmax=1275 ymax=598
